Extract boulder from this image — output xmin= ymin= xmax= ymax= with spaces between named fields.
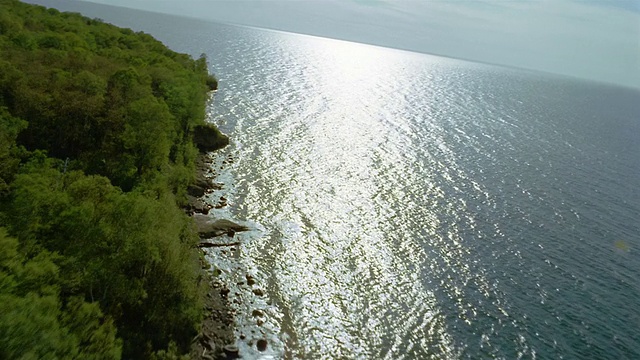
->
xmin=193 ymin=124 xmax=229 ymax=152
xmin=185 ymin=195 xmax=209 ymax=214
xmin=223 ymin=344 xmax=239 ymax=358
xmin=257 ymin=339 xmax=268 ymax=352
xmin=246 ymin=274 xmax=256 ymax=286
xmin=187 ymin=173 xmax=216 ymax=197
xmin=194 ymin=215 xmax=249 ymax=238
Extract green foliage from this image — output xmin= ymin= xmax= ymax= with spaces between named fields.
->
xmin=0 ymin=106 xmax=26 ymax=195
xmin=0 ymin=228 xmax=122 ymax=359
xmin=0 ymin=0 xmax=227 ymax=191
xmin=5 ymin=165 xmax=203 ymax=357
xmin=0 ymin=0 xmax=224 ymax=358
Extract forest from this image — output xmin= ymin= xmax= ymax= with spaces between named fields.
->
xmin=0 ymin=0 xmax=226 ymax=358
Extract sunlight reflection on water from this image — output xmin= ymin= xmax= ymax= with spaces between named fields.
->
xmin=202 ymin=25 xmax=639 ymax=360
xmin=11 ymin=3 xmax=639 ymax=358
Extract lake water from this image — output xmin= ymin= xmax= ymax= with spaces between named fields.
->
xmin=30 ymin=1 xmax=640 ymax=359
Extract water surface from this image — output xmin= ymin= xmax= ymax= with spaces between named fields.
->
xmin=29 ymin=2 xmax=640 ymax=358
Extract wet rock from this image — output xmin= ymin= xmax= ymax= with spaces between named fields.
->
xmin=194 ymin=215 xmax=250 ymax=238
xmin=246 ymin=274 xmax=256 ymax=286
xmin=223 ymin=344 xmax=239 ymax=358
xmin=212 ymin=182 xmax=224 ymax=190
xmin=257 ymin=339 xmax=268 ymax=352
xmin=198 ymin=241 xmax=240 ymax=248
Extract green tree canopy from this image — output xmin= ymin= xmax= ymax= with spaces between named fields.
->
xmin=0 ymin=0 xmax=225 ymax=357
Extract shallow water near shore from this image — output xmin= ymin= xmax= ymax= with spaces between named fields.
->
xmin=29 ymin=2 xmax=640 ymax=359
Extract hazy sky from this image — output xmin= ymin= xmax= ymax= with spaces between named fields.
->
xmin=67 ymin=1 xmax=640 ymax=88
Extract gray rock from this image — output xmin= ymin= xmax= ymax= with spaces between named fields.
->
xmin=185 ymin=195 xmax=209 ymax=214
xmin=187 ymin=174 xmax=214 ymax=197
xmin=223 ymin=344 xmax=239 ymax=358
xmin=201 ymin=338 xmax=215 ymax=350
xmin=194 ymin=215 xmax=249 ymax=238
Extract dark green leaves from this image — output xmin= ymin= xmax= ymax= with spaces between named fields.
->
xmin=0 ymin=1 xmax=221 ymax=357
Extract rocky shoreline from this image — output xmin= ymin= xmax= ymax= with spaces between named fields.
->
xmin=185 ymin=149 xmax=274 ymax=359
xmin=185 ymin=152 xmax=239 ymax=360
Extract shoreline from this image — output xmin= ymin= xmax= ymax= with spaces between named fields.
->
xmin=186 ymin=149 xmax=275 ymax=359
xmin=186 ymin=153 xmax=237 ymax=359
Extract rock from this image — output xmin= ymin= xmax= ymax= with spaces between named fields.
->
xmin=252 ymin=288 xmax=264 ymax=296
xmin=246 ymin=274 xmax=256 ymax=286
xmin=257 ymin=339 xmax=268 ymax=352
xmin=201 ymin=338 xmax=215 ymax=350
xmin=185 ymin=195 xmax=209 ymax=214
xmin=252 ymin=309 xmax=264 ymax=317
xmin=186 ymin=185 xmax=205 ymax=197
xmin=215 ymin=196 xmax=228 ymax=209
xmin=197 ymin=241 xmax=240 ymax=248
xmin=194 ymin=215 xmax=250 ymax=238
xmin=223 ymin=344 xmax=239 ymax=358
xmin=187 ymin=174 xmax=215 ymax=197
xmin=193 ymin=124 xmax=229 ymax=152
xmin=194 ymin=173 xmax=214 ymax=189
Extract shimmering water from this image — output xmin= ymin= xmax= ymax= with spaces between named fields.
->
xmin=30 ymin=2 xmax=640 ymax=359
xmin=194 ymin=25 xmax=640 ymax=359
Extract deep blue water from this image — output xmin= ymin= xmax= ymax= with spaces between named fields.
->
xmin=30 ymin=1 xmax=640 ymax=358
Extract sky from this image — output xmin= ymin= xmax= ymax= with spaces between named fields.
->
xmin=53 ymin=1 xmax=640 ymax=88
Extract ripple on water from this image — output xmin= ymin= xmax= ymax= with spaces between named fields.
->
xmin=202 ymin=25 xmax=640 ymax=360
